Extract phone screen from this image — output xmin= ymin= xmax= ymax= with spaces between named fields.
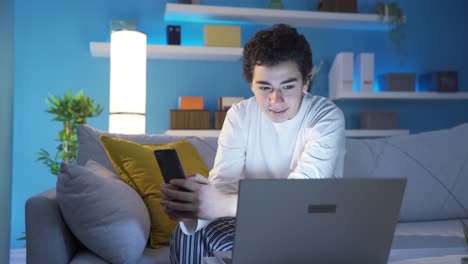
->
xmin=154 ymin=149 xmax=186 ymax=184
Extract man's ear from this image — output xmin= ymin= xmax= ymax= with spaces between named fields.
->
xmin=304 ymin=74 xmax=312 ymax=93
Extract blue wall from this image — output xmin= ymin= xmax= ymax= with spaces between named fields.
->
xmin=1 ymin=0 xmax=14 ymax=259
xmin=11 ymin=0 xmax=468 ymax=248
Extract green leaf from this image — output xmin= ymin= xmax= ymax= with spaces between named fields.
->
xmin=36 ymin=89 xmax=102 ymax=175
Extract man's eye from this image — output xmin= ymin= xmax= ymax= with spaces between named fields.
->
xmin=259 ymin=86 xmax=271 ymax=91
xmin=283 ymin=85 xmax=295 ymax=90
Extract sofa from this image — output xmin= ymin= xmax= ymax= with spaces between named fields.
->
xmin=26 ymin=123 xmax=468 ymax=263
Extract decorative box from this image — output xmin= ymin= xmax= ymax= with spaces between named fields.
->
xmin=360 ymin=111 xmax=398 ymax=129
xmin=178 ymin=96 xmax=204 ymax=110
xmin=166 ymin=25 xmax=181 ymax=45
xmin=204 ymin=25 xmax=241 ymax=47
xmin=329 ymin=52 xmax=354 ymax=98
xmin=214 ymin=111 xmax=227 ymax=129
xmin=170 ymin=110 xmax=210 ymax=129
xmin=378 ymin=73 xmax=416 ymax=92
xmin=318 ymin=0 xmax=357 ymax=13
xmin=418 ymin=71 xmax=458 ymax=92
xmin=218 ymin=97 xmax=244 ymax=111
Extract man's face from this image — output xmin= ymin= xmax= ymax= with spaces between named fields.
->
xmin=251 ymin=60 xmax=308 ymax=123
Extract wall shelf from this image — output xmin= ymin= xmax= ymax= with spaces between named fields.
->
xmin=89 ymin=42 xmax=243 ymax=61
xmin=166 ymin=129 xmax=410 ymax=138
xmin=164 ymin=3 xmax=398 ymax=31
xmin=331 ymin=91 xmax=468 ymax=100
xmin=90 ymin=3 xmax=405 ymax=61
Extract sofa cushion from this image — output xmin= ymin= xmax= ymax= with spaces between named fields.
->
xmin=56 ymin=161 xmax=151 ymax=263
xmin=76 ymin=124 xmax=218 ymax=173
xmin=388 ymin=247 xmax=468 ymax=263
xmin=344 ymin=123 xmax=468 ymax=221
xmin=392 ymin=219 xmax=467 ymax=249
xmin=100 ymin=136 xmax=209 ymax=248
xmin=70 ymin=246 xmax=171 ymax=264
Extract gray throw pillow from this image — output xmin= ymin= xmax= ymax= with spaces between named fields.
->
xmin=84 ymin=159 xmax=122 ymax=180
xmin=56 ymin=162 xmax=151 ymax=263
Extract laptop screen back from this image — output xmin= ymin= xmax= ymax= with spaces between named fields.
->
xmin=232 ymin=178 xmax=406 ymax=264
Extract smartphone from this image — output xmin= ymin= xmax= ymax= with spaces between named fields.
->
xmin=154 ymin=149 xmax=186 ymax=184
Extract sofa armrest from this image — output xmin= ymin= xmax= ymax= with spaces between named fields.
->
xmin=26 ymin=188 xmax=78 ymax=264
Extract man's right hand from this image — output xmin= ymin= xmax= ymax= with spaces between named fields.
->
xmin=160 ymin=174 xmax=237 ymax=221
xmin=159 ymin=174 xmax=208 ymax=220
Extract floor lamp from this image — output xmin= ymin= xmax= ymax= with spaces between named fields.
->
xmin=109 ymin=30 xmax=147 ymax=134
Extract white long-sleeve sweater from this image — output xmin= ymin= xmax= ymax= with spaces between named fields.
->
xmin=181 ymin=93 xmax=346 ymax=234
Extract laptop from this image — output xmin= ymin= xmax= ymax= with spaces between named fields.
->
xmin=214 ymin=178 xmax=406 ymax=264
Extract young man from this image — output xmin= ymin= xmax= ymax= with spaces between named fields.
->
xmin=160 ymin=24 xmax=345 ymax=264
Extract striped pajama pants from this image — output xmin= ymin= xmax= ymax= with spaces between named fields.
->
xmin=170 ymin=217 xmax=236 ymax=264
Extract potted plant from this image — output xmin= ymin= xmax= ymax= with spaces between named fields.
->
xmin=268 ymin=0 xmax=284 ymax=9
xmin=374 ymin=1 xmax=405 ymax=60
xmin=36 ymin=89 xmax=103 ymax=175
xmin=18 ymin=90 xmax=102 ymax=246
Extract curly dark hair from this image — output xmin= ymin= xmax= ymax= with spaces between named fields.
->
xmin=242 ymin=24 xmax=313 ymax=84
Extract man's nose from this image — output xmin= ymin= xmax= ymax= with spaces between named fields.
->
xmin=269 ymin=89 xmax=284 ymax=104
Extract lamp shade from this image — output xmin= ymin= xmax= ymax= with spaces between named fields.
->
xmin=109 ymin=30 xmax=147 ymax=134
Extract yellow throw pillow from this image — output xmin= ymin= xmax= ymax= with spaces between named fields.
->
xmin=100 ymin=136 xmax=209 ymax=248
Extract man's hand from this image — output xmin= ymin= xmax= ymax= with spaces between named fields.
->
xmin=160 ymin=174 xmax=236 ymax=221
